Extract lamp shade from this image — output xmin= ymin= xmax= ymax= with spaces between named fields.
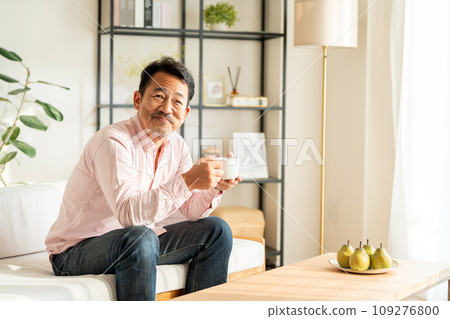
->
xmin=294 ymin=0 xmax=358 ymax=48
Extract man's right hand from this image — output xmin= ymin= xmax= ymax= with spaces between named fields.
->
xmin=182 ymin=156 xmax=224 ymax=190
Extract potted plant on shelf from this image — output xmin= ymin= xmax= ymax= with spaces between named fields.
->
xmin=204 ymin=2 xmax=238 ymax=31
xmin=0 ymin=47 xmax=69 ymax=186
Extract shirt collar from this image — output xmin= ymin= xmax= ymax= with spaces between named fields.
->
xmin=131 ymin=114 xmax=172 ymax=152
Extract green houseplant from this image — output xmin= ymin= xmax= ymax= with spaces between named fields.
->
xmin=0 ymin=47 xmax=69 ymax=186
xmin=204 ymin=2 xmax=238 ymax=30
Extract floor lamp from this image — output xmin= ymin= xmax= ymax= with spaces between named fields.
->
xmin=294 ymin=0 xmax=358 ymax=255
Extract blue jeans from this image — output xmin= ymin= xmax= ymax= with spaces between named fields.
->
xmin=50 ymin=216 xmax=233 ymax=301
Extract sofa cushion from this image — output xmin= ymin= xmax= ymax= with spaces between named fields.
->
xmin=0 ymin=252 xmax=115 ymax=300
xmin=228 ymin=238 xmax=265 ymax=272
xmin=0 ymin=182 xmax=66 ymax=258
xmin=0 ymin=238 xmax=264 ymax=300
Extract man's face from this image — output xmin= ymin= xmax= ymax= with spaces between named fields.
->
xmin=134 ymin=71 xmax=190 ymax=140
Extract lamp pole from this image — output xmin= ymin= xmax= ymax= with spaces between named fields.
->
xmin=320 ymin=45 xmax=328 ymax=255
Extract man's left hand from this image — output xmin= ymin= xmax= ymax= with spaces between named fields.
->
xmin=216 ymin=173 xmax=242 ymax=191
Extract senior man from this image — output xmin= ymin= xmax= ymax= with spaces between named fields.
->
xmin=46 ymin=56 xmax=241 ymax=300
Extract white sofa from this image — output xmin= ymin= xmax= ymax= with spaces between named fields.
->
xmin=0 ymin=182 xmax=265 ymax=301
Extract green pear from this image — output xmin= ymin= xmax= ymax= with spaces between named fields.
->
xmin=370 ymin=243 xmax=392 ymax=269
xmin=349 ymin=241 xmax=371 ymax=271
xmin=363 ymin=239 xmax=376 ymax=256
xmin=337 ymin=240 xmax=354 ymax=268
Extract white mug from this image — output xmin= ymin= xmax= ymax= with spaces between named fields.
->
xmin=215 ymin=157 xmax=239 ymax=180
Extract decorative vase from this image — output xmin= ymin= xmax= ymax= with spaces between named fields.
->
xmin=210 ymin=22 xmax=228 ymax=31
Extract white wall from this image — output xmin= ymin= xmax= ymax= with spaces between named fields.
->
xmin=0 ymin=0 xmax=98 ymax=184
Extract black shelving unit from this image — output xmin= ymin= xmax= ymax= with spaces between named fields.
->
xmin=97 ymin=0 xmax=287 ymax=266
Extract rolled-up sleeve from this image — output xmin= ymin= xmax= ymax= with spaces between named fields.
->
xmin=179 ymin=188 xmax=222 ymax=221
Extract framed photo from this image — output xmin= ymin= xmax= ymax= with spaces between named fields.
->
xmin=231 ymin=132 xmax=269 ymax=179
xmin=203 ymin=74 xmax=226 ymax=106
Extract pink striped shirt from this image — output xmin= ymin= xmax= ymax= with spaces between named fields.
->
xmin=45 ymin=114 xmax=223 ymax=255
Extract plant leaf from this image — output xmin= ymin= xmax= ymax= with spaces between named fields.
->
xmin=36 ymin=80 xmax=70 ymax=90
xmin=34 ymin=100 xmax=63 ymax=121
xmin=0 ymin=97 xmax=12 ymax=103
xmin=19 ymin=115 xmax=47 ymax=131
xmin=0 ymin=47 xmax=22 ymax=62
xmin=2 ymin=126 xmax=20 ymax=144
xmin=0 ymin=73 xmax=19 ymax=83
xmin=12 ymin=140 xmax=36 ymax=158
xmin=0 ymin=152 xmax=17 ymax=165
xmin=8 ymin=87 xmax=30 ymax=95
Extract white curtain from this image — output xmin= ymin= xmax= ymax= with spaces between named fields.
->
xmin=389 ymin=0 xmax=450 ymax=300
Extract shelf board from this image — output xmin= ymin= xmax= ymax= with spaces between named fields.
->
xmin=98 ymin=104 xmax=283 ymax=111
xmin=202 ymin=30 xmax=284 ymax=41
xmin=98 ymin=104 xmax=134 ymax=109
xmin=191 ymin=105 xmax=282 ymax=111
xmin=240 ymin=177 xmax=282 ymax=184
xmin=99 ymin=26 xmax=284 ymax=41
xmin=265 ymin=245 xmax=280 ymax=257
xmin=100 ymin=26 xmax=198 ymax=38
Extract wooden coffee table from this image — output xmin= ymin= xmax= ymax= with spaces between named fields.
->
xmin=174 ymin=253 xmax=450 ymax=301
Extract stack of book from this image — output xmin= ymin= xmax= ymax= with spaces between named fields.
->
xmin=229 ymin=96 xmax=268 ymax=108
xmin=101 ymin=0 xmax=170 ymax=28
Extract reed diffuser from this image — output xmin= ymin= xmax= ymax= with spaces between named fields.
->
xmin=227 ymin=66 xmax=240 ymax=96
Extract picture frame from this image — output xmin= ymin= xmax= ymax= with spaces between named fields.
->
xmin=203 ymin=74 xmax=227 ymax=106
xmin=231 ymin=132 xmax=269 ymax=179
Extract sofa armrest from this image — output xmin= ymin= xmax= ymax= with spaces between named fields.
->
xmin=232 ymin=235 xmax=265 ymax=247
